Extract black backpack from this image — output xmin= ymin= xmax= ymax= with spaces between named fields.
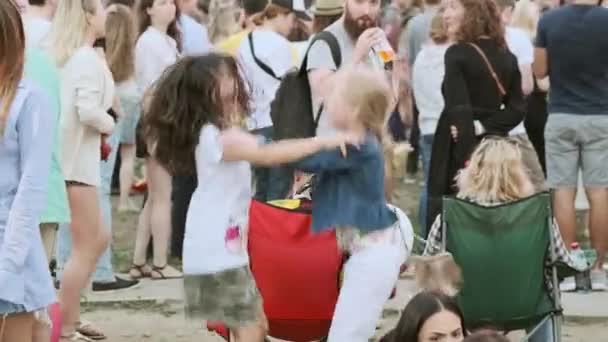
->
xmin=269 ymin=31 xmax=342 ymax=140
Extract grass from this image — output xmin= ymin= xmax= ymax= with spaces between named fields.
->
xmin=108 ymin=167 xmax=598 ymax=273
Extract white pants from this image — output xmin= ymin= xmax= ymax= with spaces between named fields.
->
xmin=328 ymin=226 xmax=406 ymax=342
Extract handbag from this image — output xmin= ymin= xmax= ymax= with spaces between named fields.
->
xmin=468 ymin=43 xmax=507 ymax=108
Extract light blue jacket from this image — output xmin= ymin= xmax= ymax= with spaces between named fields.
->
xmin=0 ymin=80 xmax=56 ymax=311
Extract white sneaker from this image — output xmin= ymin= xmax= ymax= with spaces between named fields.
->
xmin=591 ymin=269 xmax=607 ymax=291
xmin=559 ymin=277 xmax=576 ymax=292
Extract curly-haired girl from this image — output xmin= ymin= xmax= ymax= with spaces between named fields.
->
xmin=425 ymin=0 xmax=527 ymax=232
xmin=142 ymin=53 xmax=357 ymax=342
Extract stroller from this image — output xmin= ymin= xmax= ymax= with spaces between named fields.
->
xmin=207 ymin=199 xmax=414 ymax=341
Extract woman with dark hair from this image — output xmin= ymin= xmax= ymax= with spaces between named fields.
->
xmin=0 ymin=1 xmax=56 ymax=341
xmin=425 ymin=0 xmax=526 ymax=230
xmin=130 ymin=0 xmax=183 ymax=280
xmin=380 ymin=291 xmax=466 ymax=342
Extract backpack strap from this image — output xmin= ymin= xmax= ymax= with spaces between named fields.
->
xmin=299 ymin=30 xmax=342 ymax=76
xmin=300 ymin=31 xmax=342 ymax=130
xmin=248 ymin=32 xmax=281 ymax=81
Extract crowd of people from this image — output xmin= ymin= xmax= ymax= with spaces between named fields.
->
xmin=1 ymin=0 xmax=607 ymax=340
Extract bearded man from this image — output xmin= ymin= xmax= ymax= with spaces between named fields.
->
xmin=304 ymin=1 xmax=407 ymax=341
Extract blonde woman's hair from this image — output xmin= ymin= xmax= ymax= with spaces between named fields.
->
xmin=47 ymin=0 xmax=100 ymax=66
xmin=456 ymin=137 xmax=534 ymax=203
xmin=106 ymin=4 xmax=136 ymax=82
xmin=511 ymin=0 xmax=539 ymax=39
xmin=207 ymin=0 xmax=241 ymax=43
xmin=334 ymin=66 xmax=393 ymax=144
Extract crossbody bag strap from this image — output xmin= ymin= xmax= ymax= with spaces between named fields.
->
xmin=468 ymin=43 xmax=507 ymax=97
xmin=248 ymin=32 xmax=281 ymax=81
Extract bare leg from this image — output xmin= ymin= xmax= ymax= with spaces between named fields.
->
xmin=147 ymin=157 xmax=174 ymax=269
xmin=36 ymin=224 xmax=56 ymax=342
xmin=232 ymin=307 xmax=267 ymax=342
xmin=552 ymin=188 xmax=577 ymax=248
xmin=132 ymin=159 xmax=153 ymax=267
xmin=0 ymin=312 xmax=35 ymax=342
xmin=31 ymin=311 xmax=51 ymax=342
xmin=59 ymin=185 xmax=109 ymax=336
xmin=39 ymin=223 xmax=57 ymax=262
xmin=118 ymin=144 xmax=136 ymax=211
xmin=585 ymin=188 xmax=608 ymax=269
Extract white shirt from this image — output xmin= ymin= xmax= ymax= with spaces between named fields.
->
xmin=237 ymin=29 xmax=295 ymax=130
xmin=413 ymin=42 xmax=450 ymax=136
xmin=179 ymin=14 xmax=212 ymax=56
xmin=182 ymin=125 xmax=251 ymax=274
xmin=135 ymin=27 xmax=179 ymax=93
xmin=23 ymin=16 xmax=51 ymax=49
xmin=505 ymin=26 xmax=533 ymax=136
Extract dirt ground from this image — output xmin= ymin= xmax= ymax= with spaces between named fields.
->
xmin=96 ymin=173 xmax=606 ymax=341
xmin=82 ymin=306 xmax=608 ymax=342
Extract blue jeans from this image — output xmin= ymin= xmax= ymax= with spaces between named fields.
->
xmin=418 ymin=134 xmax=434 ymax=237
xmin=55 ymin=127 xmax=121 ymax=283
xmin=251 ymin=126 xmax=293 ymax=202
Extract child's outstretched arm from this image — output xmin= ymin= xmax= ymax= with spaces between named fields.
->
xmin=220 ymin=128 xmax=359 ymax=166
xmin=293 ymin=141 xmax=375 ymax=173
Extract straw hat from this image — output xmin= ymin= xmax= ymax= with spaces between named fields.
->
xmin=311 ymin=0 xmax=344 ymax=16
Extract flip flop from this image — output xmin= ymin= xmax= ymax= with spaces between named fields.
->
xmin=61 ymin=331 xmax=93 ymax=342
xmin=76 ymin=321 xmax=106 ymax=340
xmin=150 ymin=264 xmax=183 ymax=280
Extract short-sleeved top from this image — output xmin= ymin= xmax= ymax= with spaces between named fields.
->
xmin=25 ymin=49 xmax=70 ymax=224
xmin=182 ymin=125 xmax=251 ymax=275
xmin=237 ymin=29 xmax=296 ymax=130
xmin=535 ymin=5 xmax=608 ymax=115
xmin=306 ymin=18 xmax=387 ymax=137
xmin=23 ymin=17 xmax=51 ymax=49
xmin=399 ymin=7 xmax=439 ymax=66
xmin=179 ymin=14 xmax=212 ymax=56
xmin=135 ymin=27 xmax=180 ymax=93
xmin=505 ymin=26 xmax=533 ymax=136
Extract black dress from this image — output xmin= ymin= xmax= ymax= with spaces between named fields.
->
xmin=425 ymin=39 xmax=526 ymax=232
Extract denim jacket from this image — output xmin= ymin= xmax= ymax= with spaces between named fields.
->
xmin=0 ymin=80 xmax=56 ymax=311
xmin=293 ymin=134 xmax=397 ymax=233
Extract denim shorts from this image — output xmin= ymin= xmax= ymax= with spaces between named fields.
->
xmin=0 ymin=299 xmax=26 ymax=315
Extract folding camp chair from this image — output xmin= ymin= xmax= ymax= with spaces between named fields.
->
xmin=439 ymin=193 xmax=562 ymax=342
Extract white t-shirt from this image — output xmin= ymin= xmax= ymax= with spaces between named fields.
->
xmin=179 ymin=14 xmax=212 ymax=56
xmin=237 ymin=29 xmax=295 ymax=130
xmin=413 ymin=42 xmax=450 ymax=136
xmin=182 ymin=125 xmax=252 ymax=275
xmin=505 ymin=26 xmax=533 ymax=136
xmin=135 ymin=27 xmax=180 ymax=93
xmin=23 ymin=16 xmax=51 ymax=49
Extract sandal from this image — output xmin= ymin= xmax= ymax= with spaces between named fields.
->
xmin=76 ymin=321 xmax=106 ymax=340
xmin=129 ymin=263 xmax=151 ymax=279
xmin=150 ymin=264 xmax=183 ymax=280
xmin=60 ymin=331 xmax=93 ymax=342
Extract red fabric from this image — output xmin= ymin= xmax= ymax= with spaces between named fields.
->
xmin=247 ymin=200 xmax=343 ymax=341
xmin=50 ymin=303 xmax=62 ymax=342
xmin=206 ymin=321 xmax=230 ymax=340
xmin=100 ymin=135 xmax=111 ymax=161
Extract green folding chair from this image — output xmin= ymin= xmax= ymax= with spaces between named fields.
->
xmin=439 ymin=193 xmax=562 ymax=341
